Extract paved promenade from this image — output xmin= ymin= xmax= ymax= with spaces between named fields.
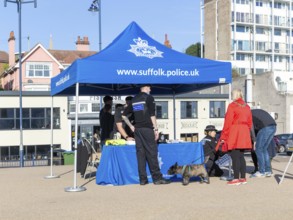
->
xmin=1 ymin=154 xmax=293 ymax=220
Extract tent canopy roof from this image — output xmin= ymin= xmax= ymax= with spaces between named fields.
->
xmin=51 ymin=22 xmax=231 ymax=96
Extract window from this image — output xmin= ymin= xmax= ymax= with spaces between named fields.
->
xmin=256 ymin=28 xmax=264 ymax=34
xmin=237 ymin=41 xmax=243 ymax=50
xmin=274 ymin=29 xmax=281 ymax=36
xmin=275 ymin=43 xmax=280 ymax=51
xmin=92 ymin=103 xmax=100 ymax=112
xmin=256 ymin=0 xmax=263 ymax=7
xmin=256 ymin=55 xmax=266 ymax=62
xmin=0 ymin=145 xmax=53 ymax=162
xmin=256 ymin=42 xmax=266 ymax=51
xmin=236 ymin=26 xmax=245 ymax=32
xmin=70 ymin=104 xmax=76 ymax=113
xmin=274 ymin=56 xmax=283 ymax=62
xmin=256 ymin=69 xmax=265 ymax=74
xmin=274 ymin=16 xmax=286 ymax=26
xmin=30 ymin=108 xmax=45 ymax=129
xmin=235 ymin=12 xmax=250 ymax=23
xmin=238 ymin=68 xmax=246 ymax=75
xmin=10 ymin=146 xmax=19 ymax=160
xmin=210 ymin=101 xmax=225 ymax=118
xmin=181 ymin=101 xmax=197 ymax=119
xmin=26 ymin=62 xmax=52 ymax=77
xmin=256 ymin=14 xmax=260 ymax=24
xmin=79 ymin=104 xmax=88 ymax=113
xmin=0 ymin=147 xmax=9 ymax=161
xmin=274 ymin=2 xmax=283 ymax=9
xmin=180 ymin=133 xmax=198 ymax=142
xmin=236 ymin=54 xmax=245 ymax=61
xmin=0 ymin=108 xmax=60 ymax=130
xmin=0 ymin=108 xmax=15 ymax=129
xmin=46 ymin=108 xmax=61 ymax=129
xmin=155 ymin=101 xmax=168 ymax=119
xmin=237 ymin=0 xmax=249 ymax=5
xmin=237 ymin=40 xmax=251 ymax=51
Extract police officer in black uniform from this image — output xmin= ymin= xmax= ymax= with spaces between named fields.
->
xmin=201 ymin=125 xmax=223 ymax=177
xmin=122 ymin=84 xmax=171 ymax=185
xmin=113 ymin=96 xmax=135 ymax=140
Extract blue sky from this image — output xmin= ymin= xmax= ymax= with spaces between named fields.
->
xmin=0 ymin=0 xmax=201 ymax=53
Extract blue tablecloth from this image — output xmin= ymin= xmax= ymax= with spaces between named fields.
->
xmin=96 ymin=142 xmax=204 ymax=186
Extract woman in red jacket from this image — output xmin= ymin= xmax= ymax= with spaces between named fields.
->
xmin=219 ymin=89 xmax=253 ymax=185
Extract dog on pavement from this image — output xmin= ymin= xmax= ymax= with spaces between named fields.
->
xmin=167 ymin=162 xmax=210 ymax=185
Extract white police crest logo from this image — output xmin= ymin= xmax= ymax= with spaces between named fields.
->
xmin=128 ymin=37 xmax=163 ymax=59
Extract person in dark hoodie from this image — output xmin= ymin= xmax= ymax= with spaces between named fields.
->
xmin=250 ymin=109 xmax=276 ymax=178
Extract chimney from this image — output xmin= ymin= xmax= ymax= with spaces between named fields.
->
xmin=164 ymin=34 xmax=172 ymax=48
xmin=8 ymin=31 xmax=15 ymax=67
xmin=76 ymin=36 xmax=90 ymax=51
xmin=49 ymin=34 xmax=53 ymax=50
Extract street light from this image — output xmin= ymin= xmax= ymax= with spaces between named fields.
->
xmin=88 ymin=0 xmax=102 ymax=51
xmin=4 ymin=0 xmax=37 ymax=167
xmin=88 ymin=0 xmax=103 ymax=135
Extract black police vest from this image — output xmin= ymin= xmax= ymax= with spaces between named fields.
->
xmin=132 ymin=93 xmax=152 ymax=128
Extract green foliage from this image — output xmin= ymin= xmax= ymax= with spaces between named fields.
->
xmin=3 ymin=63 xmax=9 ymax=71
xmin=185 ymin=42 xmax=203 ymax=57
xmin=232 ymin=67 xmax=240 ymax=78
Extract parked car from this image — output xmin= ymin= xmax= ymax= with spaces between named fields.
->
xmin=274 ymin=136 xmax=286 ymax=153
xmin=273 ymin=136 xmax=285 ymax=153
xmin=275 ymin=133 xmax=293 ymax=155
xmin=286 ymin=139 xmax=293 ymax=156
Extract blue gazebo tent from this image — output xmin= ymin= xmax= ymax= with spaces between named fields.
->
xmin=51 ymin=21 xmax=231 ymax=96
xmin=50 ymin=22 xmax=232 ymax=191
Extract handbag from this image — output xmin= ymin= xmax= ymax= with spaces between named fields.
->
xmin=215 ymin=153 xmax=231 ymax=167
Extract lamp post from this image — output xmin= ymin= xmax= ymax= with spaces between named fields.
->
xmin=88 ymin=0 xmax=102 ymax=51
xmin=88 ymin=0 xmax=103 ymax=131
xmin=4 ymin=0 xmax=37 ymax=167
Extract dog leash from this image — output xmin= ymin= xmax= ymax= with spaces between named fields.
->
xmin=190 ymin=148 xmax=215 ymax=164
xmin=181 ymin=165 xmax=191 ymax=175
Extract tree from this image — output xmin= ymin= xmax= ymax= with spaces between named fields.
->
xmin=232 ymin=67 xmax=240 ymax=78
xmin=0 ymin=64 xmax=9 ymax=90
xmin=185 ymin=42 xmax=203 ymax=57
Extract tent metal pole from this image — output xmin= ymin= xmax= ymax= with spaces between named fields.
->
xmin=173 ymin=92 xmax=176 ymax=140
xmin=44 ymin=96 xmax=59 ymax=179
xmin=279 ymin=152 xmax=293 ymax=185
xmin=229 ymin=83 xmax=232 ymax=100
xmin=65 ymin=83 xmax=86 ymax=192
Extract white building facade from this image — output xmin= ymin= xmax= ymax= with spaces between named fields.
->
xmin=203 ymin=0 xmax=293 ymax=75
xmin=0 ymin=91 xmax=70 ymax=163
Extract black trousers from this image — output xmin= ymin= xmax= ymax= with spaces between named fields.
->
xmin=206 ymin=159 xmax=224 ymax=177
xmin=230 ymin=149 xmax=246 ymax=179
xmin=134 ymin=127 xmax=162 ymax=182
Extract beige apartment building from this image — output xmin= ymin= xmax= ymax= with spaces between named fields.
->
xmin=203 ymin=0 xmax=293 ymax=133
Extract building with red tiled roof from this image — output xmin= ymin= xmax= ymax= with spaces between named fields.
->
xmin=0 ymin=32 xmax=96 ymax=91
